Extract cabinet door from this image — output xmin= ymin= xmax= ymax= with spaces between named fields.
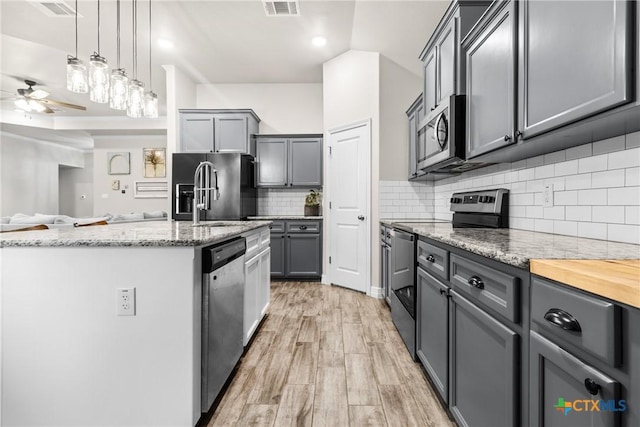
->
xmin=408 ymin=109 xmax=418 ymax=179
xmin=450 ymin=290 xmax=519 ymax=427
xmin=415 ymin=102 xmax=427 ymax=173
xmin=466 ymin=0 xmax=517 ymax=158
xmin=289 ymin=138 xmax=322 ymax=187
xmin=416 ymin=267 xmax=449 ymax=403
xmin=518 ymin=0 xmax=631 ymax=139
xmin=180 ymin=113 xmax=214 ymax=152
xmin=270 ymin=234 xmax=285 ymax=278
xmin=256 ymin=138 xmax=288 ymax=187
xmin=243 ymin=254 xmax=260 ymax=346
xmin=257 ymin=248 xmax=271 ymax=321
xmin=214 ymin=114 xmax=249 ymax=153
xmin=423 ymin=49 xmax=437 ymax=114
xmin=286 ymin=234 xmax=321 ymax=278
xmin=530 ymin=331 xmax=621 ymax=427
xmin=258 ymin=247 xmax=271 ymax=317
xmin=437 ymin=17 xmax=457 ymax=104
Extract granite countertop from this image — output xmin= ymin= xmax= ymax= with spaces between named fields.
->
xmin=387 ymin=222 xmax=640 ymax=269
xmin=0 ymin=220 xmax=272 ymax=248
xmin=248 ymin=216 xmax=323 ymax=220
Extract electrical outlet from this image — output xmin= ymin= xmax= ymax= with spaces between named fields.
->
xmin=543 ymin=184 xmax=554 ymax=207
xmin=117 ymin=288 xmax=136 ymax=316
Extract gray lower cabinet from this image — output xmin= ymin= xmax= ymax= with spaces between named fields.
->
xmin=269 ymin=220 xmax=321 ymax=279
xmin=416 ymin=266 xmax=449 ymax=403
xmin=256 ymin=135 xmax=323 ymax=188
xmin=449 ymin=289 xmax=519 ymax=427
xmin=530 ymin=331 xmax=621 ymax=427
xmin=518 ymin=0 xmax=632 ymax=139
xmin=179 ymin=109 xmax=260 ymax=155
xmin=464 ymin=0 xmax=517 ymax=159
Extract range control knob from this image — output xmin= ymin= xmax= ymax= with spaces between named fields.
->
xmin=450 ymin=197 xmax=462 ymax=204
xmin=486 ymin=196 xmax=495 ymax=203
xmin=479 ymin=196 xmax=487 ymax=203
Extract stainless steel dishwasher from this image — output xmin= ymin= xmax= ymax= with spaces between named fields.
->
xmin=201 ymin=237 xmax=246 ymax=413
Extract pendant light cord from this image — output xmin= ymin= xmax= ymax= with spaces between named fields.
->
xmin=116 ymin=0 xmax=121 ymax=68
xmin=74 ymin=0 xmax=78 ymax=57
xmin=97 ymin=0 xmax=101 ymax=54
xmin=149 ymin=0 xmax=152 ymax=89
xmin=133 ymin=0 xmax=138 ymax=80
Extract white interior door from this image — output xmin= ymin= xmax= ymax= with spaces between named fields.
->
xmin=327 ymin=121 xmax=370 ymax=293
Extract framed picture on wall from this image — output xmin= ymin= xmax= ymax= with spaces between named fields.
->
xmin=143 ymin=148 xmax=166 ymax=178
xmin=107 ymin=152 xmax=130 ymax=175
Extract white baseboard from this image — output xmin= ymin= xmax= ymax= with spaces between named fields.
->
xmin=369 ymin=286 xmax=384 ymax=299
xmin=321 ymin=274 xmax=329 ymax=284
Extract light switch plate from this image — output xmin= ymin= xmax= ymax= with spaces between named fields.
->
xmin=543 ymin=184 xmax=554 ymax=207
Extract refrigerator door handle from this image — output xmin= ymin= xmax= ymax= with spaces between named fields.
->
xmin=252 ymin=160 xmax=259 ymax=188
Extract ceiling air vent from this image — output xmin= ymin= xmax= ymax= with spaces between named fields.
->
xmin=28 ymin=1 xmax=78 ymax=18
xmin=263 ymin=1 xmax=300 ymax=17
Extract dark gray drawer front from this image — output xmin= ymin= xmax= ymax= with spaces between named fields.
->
xmin=530 ymin=331 xmax=621 ymax=427
xmin=417 ymin=240 xmax=448 ymax=281
xmin=450 ymin=253 xmax=520 ymax=323
xmin=269 ymin=221 xmax=285 ymax=233
xmin=531 ymin=277 xmax=620 ymax=367
xmin=286 ymin=221 xmax=321 ymax=233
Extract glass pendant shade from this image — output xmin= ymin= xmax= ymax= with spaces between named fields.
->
xmin=110 ymin=68 xmax=128 ymax=110
xmin=66 ymin=57 xmax=88 ymax=93
xmin=127 ymin=79 xmax=145 ymax=118
xmin=89 ymin=54 xmax=110 ymax=103
xmin=143 ymin=91 xmax=158 ymax=118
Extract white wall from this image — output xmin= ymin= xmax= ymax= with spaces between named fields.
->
xmin=379 ymin=56 xmax=423 ymax=181
xmin=93 ymin=135 xmax=168 ymax=216
xmin=196 ymin=83 xmax=323 ymax=134
xmin=432 ymin=132 xmax=640 ymax=245
xmin=59 ymin=152 xmax=94 ymax=217
xmin=323 ymin=50 xmax=381 ymax=292
xmin=0 ymin=132 xmax=85 ymax=216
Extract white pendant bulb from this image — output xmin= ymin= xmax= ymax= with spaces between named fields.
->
xmin=89 ymin=0 xmax=110 ymax=103
xmin=66 ymin=0 xmax=88 ymax=93
xmin=110 ymin=0 xmax=128 ymax=110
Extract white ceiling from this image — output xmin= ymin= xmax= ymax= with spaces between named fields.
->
xmin=0 ymin=0 xmax=449 ymax=121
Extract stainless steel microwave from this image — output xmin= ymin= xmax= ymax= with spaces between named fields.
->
xmin=417 ymin=95 xmax=478 ymax=174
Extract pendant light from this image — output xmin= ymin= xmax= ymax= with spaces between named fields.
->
xmin=89 ymin=0 xmax=110 ymax=103
xmin=66 ymin=0 xmax=88 ymax=93
xmin=127 ymin=0 xmax=145 ymax=118
xmin=144 ymin=0 xmax=158 ymax=118
xmin=110 ymin=0 xmax=128 ymax=110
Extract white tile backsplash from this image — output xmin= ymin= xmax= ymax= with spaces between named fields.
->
xmin=379 ymin=180 xmax=434 ymax=219
xmin=257 ymin=188 xmax=321 ymax=216
xmin=426 ymin=132 xmax=640 ymax=244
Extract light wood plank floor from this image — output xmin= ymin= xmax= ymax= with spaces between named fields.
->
xmin=208 ymin=281 xmax=455 ymax=427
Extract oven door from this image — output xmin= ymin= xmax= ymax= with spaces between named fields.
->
xmin=417 ymin=95 xmax=465 ymax=172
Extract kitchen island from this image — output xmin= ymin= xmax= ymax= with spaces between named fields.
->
xmin=0 ymin=220 xmax=270 ymax=427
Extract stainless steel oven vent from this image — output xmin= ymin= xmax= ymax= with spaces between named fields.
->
xmin=263 ymin=0 xmax=300 ymax=16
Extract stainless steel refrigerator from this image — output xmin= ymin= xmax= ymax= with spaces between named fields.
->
xmin=172 ymin=153 xmax=257 ymax=221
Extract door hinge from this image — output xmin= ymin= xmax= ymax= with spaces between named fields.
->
xmin=329 ymin=146 xmax=332 ymax=156
xmin=329 ymin=201 xmax=332 ymax=209
xmin=329 ymin=256 xmax=331 ymax=264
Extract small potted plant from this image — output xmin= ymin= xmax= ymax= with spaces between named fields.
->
xmin=304 ymin=189 xmax=321 ymax=216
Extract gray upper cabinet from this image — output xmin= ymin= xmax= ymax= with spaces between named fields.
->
xmin=423 ymin=50 xmax=437 ymax=114
xmin=256 ymin=135 xmax=323 ymax=188
xmin=436 ymin=18 xmax=456 ymax=106
xmin=518 ymin=0 xmax=632 ymax=139
xmin=465 ymin=0 xmax=517 ymax=159
xmin=407 ymin=94 xmax=426 ymax=180
xmin=179 ymin=109 xmax=260 ymax=155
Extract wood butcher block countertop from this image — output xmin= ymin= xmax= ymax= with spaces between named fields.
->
xmin=530 ymin=259 xmax=640 ymax=309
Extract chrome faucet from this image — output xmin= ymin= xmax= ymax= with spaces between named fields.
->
xmin=193 ymin=161 xmax=219 ymax=224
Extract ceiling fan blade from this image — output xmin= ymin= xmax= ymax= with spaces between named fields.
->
xmin=30 ymin=89 xmax=50 ymax=100
xmin=40 ymin=99 xmax=87 ymax=111
xmin=43 ymin=106 xmax=55 ymax=114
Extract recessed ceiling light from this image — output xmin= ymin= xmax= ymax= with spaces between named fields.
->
xmin=157 ymin=39 xmax=174 ymax=49
xmin=312 ymin=36 xmax=327 ymax=47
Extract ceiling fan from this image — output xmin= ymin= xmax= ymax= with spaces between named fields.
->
xmin=6 ymin=80 xmax=87 ymax=114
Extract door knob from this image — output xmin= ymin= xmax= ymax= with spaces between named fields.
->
xmin=357 ymin=215 xmax=365 ymax=221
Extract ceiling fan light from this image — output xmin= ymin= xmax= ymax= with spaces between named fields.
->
xmin=29 ymin=100 xmax=47 ymax=113
xmin=66 ymin=56 xmax=88 ymax=93
xmin=144 ymin=91 xmax=158 ymax=118
xmin=89 ymin=54 xmax=110 ymax=104
xmin=14 ymin=99 xmax=31 ymax=112
xmin=109 ymin=68 xmax=128 ymax=110
xmin=127 ymin=79 xmax=145 ymax=118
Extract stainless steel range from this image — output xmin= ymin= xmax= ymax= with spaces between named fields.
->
xmin=450 ymin=188 xmax=509 ymax=228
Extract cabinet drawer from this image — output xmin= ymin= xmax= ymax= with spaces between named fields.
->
xmin=531 ymin=276 xmax=620 ymax=367
xmin=245 ymin=231 xmax=261 ymax=259
xmin=269 ymin=221 xmax=285 ymax=233
xmin=259 ymin=229 xmax=271 ymax=249
xmin=450 ymin=253 xmax=520 ymax=323
xmin=417 ymin=239 xmax=448 ymax=281
xmin=286 ymin=221 xmax=321 ymax=233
